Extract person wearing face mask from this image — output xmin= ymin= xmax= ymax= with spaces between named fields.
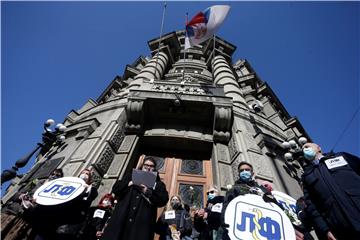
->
xmin=221 ymin=162 xmax=271 ymax=240
xmin=1 ymin=169 xmax=64 ymax=240
xmin=194 ymin=186 xmax=224 ymax=240
xmin=80 ymin=193 xmax=115 ymax=240
xmin=55 ymin=168 xmax=98 ymax=240
xmin=156 ymin=195 xmax=193 ymax=240
xmin=102 ymin=156 xmax=169 ymax=240
xmin=301 ymin=142 xmax=360 ymax=240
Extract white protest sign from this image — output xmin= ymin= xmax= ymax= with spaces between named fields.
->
xmin=33 ymin=177 xmax=86 ymax=206
xmin=165 ymin=210 xmax=176 ymax=220
xmin=271 ymin=190 xmax=301 ymax=225
xmin=224 ymin=194 xmax=295 ymax=240
xmin=93 ymin=209 xmax=106 ymax=219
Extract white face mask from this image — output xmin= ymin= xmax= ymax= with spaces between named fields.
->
xmin=102 ymin=199 xmax=111 ymax=207
xmin=80 ymin=173 xmax=89 ymax=182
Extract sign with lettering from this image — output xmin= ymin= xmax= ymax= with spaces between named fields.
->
xmin=33 ymin=177 xmax=86 ymax=206
xmin=271 ymin=191 xmax=301 ymax=225
xmin=325 ymin=156 xmax=348 ymax=169
xmin=224 ymin=194 xmax=295 ymax=240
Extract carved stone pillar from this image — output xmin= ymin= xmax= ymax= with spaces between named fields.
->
xmin=212 ymin=55 xmax=247 ymax=107
xmin=129 ymin=51 xmax=169 ymax=89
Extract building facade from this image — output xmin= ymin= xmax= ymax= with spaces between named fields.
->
xmin=3 ymin=31 xmax=309 ymax=209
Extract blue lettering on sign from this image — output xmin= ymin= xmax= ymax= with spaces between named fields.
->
xmin=42 ymin=183 xmax=77 ymax=198
xmin=43 ymin=184 xmax=62 ymax=193
xmin=289 ymin=204 xmax=297 ymax=213
xmin=236 ymin=211 xmax=281 ymax=240
xmin=278 ymin=200 xmax=297 ymax=213
xmin=58 ymin=186 xmax=76 ymax=196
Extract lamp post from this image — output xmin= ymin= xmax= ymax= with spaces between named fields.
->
xmin=282 ymin=137 xmax=308 ymax=162
xmin=1 ymin=119 xmax=66 ymax=185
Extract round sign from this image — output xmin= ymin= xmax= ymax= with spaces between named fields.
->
xmin=33 ymin=177 xmax=87 ymax=206
xmin=224 ymin=194 xmax=295 ymax=240
xmin=271 ymin=190 xmax=301 ymax=225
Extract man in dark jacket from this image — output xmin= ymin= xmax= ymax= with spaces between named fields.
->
xmin=101 ymin=156 xmax=169 ymax=240
xmin=221 ymin=162 xmax=270 ymax=240
xmin=301 ymin=142 xmax=360 ymax=240
xmin=194 ymin=186 xmax=224 ymax=240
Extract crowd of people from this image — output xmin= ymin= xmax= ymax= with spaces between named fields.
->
xmin=1 ymin=142 xmax=359 ymax=240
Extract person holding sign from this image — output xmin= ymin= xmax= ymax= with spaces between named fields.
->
xmin=221 ymin=162 xmax=277 ymax=240
xmin=1 ymin=168 xmax=64 ymax=240
xmin=194 ymin=186 xmax=224 ymax=240
xmin=101 ymin=156 xmax=169 ymax=240
xmin=53 ymin=168 xmax=98 ymax=240
xmin=155 ymin=195 xmax=192 ymax=240
xmin=301 ymin=142 xmax=360 ymax=240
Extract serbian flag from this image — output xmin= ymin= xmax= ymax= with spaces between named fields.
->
xmin=185 ymin=5 xmax=230 ymax=49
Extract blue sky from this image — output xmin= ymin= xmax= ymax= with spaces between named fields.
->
xmin=2 ymin=2 xmax=359 ymax=187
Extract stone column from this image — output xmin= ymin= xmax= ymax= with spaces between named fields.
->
xmin=212 ymin=55 xmax=247 ymax=107
xmin=129 ymin=51 xmax=169 ymax=89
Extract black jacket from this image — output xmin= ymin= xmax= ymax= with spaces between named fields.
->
xmin=194 ymin=195 xmax=224 ymax=240
xmin=302 ymin=152 xmax=360 ymax=239
xmin=156 ymin=207 xmax=192 ymax=240
xmin=80 ymin=206 xmax=112 ymax=240
xmin=101 ymin=172 xmax=168 ymax=240
xmin=221 ymin=179 xmax=267 ymax=240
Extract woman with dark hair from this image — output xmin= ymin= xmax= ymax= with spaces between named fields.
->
xmin=101 ymin=156 xmax=169 ymax=240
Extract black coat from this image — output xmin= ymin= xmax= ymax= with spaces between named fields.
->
xmin=194 ymin=196 xmax=224 ymax=240
xmin=221 ymin=179 xmax=267 ymax=240
xmin=101 ymin=172 xmax=169 ymax=240
xmin=302 ymin=152 xmax=360 ymax=239
xmin=80 ymin=206 xmax=112 ymax=240
xmin=156 ymin=207 xmax=192 ymax=240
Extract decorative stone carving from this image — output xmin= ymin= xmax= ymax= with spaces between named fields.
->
xmin=151 ymin=83 xmax=213 ymax=96
xmin=213 ymin=106 xmax=232 ymax=143
xmin=93 ymin=145 xmax=115 ymax=176
xmin=90 ymin=168 xmax=102 ymax=189
xmin=109 ymin=125 xmax=125 ymax=152
xmin=125 ymin=99 xmax=144 ymax=134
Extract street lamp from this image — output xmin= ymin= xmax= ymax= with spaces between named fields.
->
xmin=282 ymin=137 xmax=308 ymax=162
xmin=1 ymin=119 xmax=67 ymax=185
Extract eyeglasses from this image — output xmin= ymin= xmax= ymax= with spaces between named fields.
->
xmin=50 ymin=173 xmax=62 ymax=177
xmin=143 ymin=164 xmax=155 ymax=168
xmin=239 ymin=168 xmax=251 ymax=173
xmin=206 ymin=190 xmax=216 ymax=195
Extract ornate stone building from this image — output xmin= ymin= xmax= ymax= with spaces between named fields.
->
xmin=2 ymin=31 xmax=309 ymax=208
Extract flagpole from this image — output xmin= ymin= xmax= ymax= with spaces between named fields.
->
xmin=182 ymin=12 xmax=188 ymax=83
xmin=153 ymin=2 xmax=167 ymax=83
xmin=212 ymin=34 xmax=216 ymax=86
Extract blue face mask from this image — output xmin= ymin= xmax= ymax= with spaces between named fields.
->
xmin=208 ymin=193 xmax=216 ymax=200
xmin=303 ymin=148 xmax=316 ymax=161
xmin=239 ymin=171 xmax=252 ymax=182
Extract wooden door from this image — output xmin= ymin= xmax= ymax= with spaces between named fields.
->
xmin=137 ymin=155 xmax=213 ymax=209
